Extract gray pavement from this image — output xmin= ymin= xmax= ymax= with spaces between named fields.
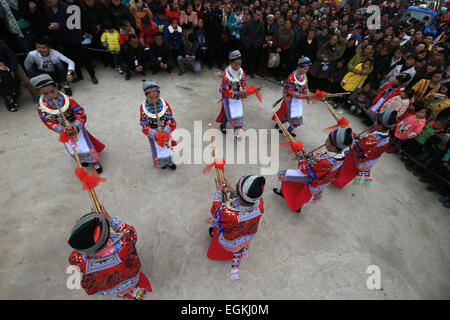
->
xmin=0 ymin=66 xmax=449 ymax=299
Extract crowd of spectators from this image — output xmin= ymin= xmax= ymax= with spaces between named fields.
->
xmin=1 ymin=0 xmax=450 ymax=206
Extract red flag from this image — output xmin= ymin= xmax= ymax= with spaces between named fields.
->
xmin=246 ymin=84 xmax=262 ymax=103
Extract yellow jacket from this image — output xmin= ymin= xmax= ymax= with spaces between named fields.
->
xmin=411 ymin=79 xmax=440 ymax=104
xmin=430 ymin=98 xmax=450 ymax=120
xmin=341 ymin=63 xmax=368 ymax=92
xmin=101 ymin=30 xmax=121 ymax=52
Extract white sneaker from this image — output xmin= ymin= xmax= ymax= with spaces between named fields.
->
xmin=234 ymin=129 xmax=242 ymax=141
xmin=117 ymin=67 xmax=124 ymax=74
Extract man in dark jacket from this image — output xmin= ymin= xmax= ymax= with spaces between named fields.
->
xmin=148 ymin=32 xmax=173 ymax=74
xmin=203 ymin=0 xmax=223 ymax=69
xmin=109 ymin=0 xmax=136 ymax=30
xmin=44 ymin=0 xmax=98 ymax=84
xmin=241 ymin=8 xmax=264 ymax=78
xmin=120 ymin=34 xmax=146 ymax=80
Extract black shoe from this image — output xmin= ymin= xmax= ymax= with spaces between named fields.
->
xmin=94 ymin=164 xmax=103 ymax=174
xmin=125 ymin=73 xmax=131 ymax=80
xmin=220 ymin=127 xmax=227 ymax=134
xmin=160 ymin=165 xmax=167 ymax=169
xmin=168 ymin=163 xmax=177 ymax=170
xmin=6 ymin=101 xmax=19 ymax=112
xmin=273 ymin=188 xmax=284 ymax=198
xmin=81 ymin=162 xmax=88 ymax=167
xmin=275 ymin=123 xmax=279 ymax=130
xmin=208 ymin=227 xmax=213 ymax=238
xmin=289 ymin=132 xmax=297 ymax=137
xmin=64 ymin=85 xmax=72 ymax=96
xmin=90 ymin=76 xmax=98 ymax=84
xmin=296 ymin=207 xmax=302 ymax=213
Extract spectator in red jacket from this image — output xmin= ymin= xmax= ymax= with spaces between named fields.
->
xmin=166 ymin=0 xmax=181 ymax=21
xmin=140 ymin=17 xmax=157 ymax=48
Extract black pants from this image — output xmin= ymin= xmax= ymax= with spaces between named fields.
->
xmin=207 ymin=39 xmax=223 ymax=68
xmin=121 ymin=62 xmax=147 ymax=77
xmin=28 ymin=63 xmax=68 ymax=85
xmin=62 ymin=43 xmax=96 ymax=78
xmin=150 ymin=60 xmax=174 ymax=74
xmin=242 ymin=46 xmax=259 ymax=76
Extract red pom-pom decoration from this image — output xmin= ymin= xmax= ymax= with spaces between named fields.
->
xmin=74 ymin=168 xmax=106 ymax=190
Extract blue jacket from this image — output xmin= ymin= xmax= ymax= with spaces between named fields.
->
xmin=167 ymin=25 xmax=182 ymax=49
xmin=153 ymin=16 xmax=169 ymax=42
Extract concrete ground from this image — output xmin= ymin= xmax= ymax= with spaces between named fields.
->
xmin=0 ymin=65 xmax=449 ymax=300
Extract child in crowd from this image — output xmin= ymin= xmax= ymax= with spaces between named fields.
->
xmin=0 ymin=60 xmax=20 ymax=112
xmin=388 ymin=102 xmax=429 ymax=153
xmin=119 ymin=20 xmax=136 ymax=45
xmin=101 ymin=22 xmax=123 ymax=74
xmin=167 ymin=17 xmax=183 ymax=64
xmin=154 ymin=8 xmax=169 ymax=42
xmin=379 ymin=88 xmax=414 ymax=118
xmin=328 ymin=59 xmax=347 ymax=94
xmin=402 ymin=118 xmax=448 ymax=158
xmin=349 ymin=91 xmax=370 ymax=115
xmin=341 ymin=60 xmax=372 ymax=93
xmin=430 ymin=83 xmax=450 ymax=120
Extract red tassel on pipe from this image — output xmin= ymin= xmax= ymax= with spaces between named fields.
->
xmin=59 ymin=131 xmax=70 ymax=143
xmin=312 ymin=89 xmax=327 ymax=104
xmin=246 ymin=85 xmax=262 ymax=103
xmin=280 ymin=141 xmax=303 ymax=154
xmin=155 ymin=131 xmax=171 ymax=148
xmin=202 ymin=159 xmax=226 ymax=174
xmin=322 ymin=117 xmax=349 ymax=132
xmin=74 ymin=168 xmax=106 ymax=190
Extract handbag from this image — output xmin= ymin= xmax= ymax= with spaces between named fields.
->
xmin=268 ymin=52 xmax=280 ymax=68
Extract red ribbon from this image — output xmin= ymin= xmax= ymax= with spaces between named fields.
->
xmin=312 ymin=89 xmax=327 ymax=104
xmin=202 ymin=158 xmax=226 ymax=173
xmin=74 ymin=168 xmax=106 ymax=190
xmin=322 ymin=117 xmax=350 ymax=132
xmin=246 ymin=84 xmax=262 ymax=103
xmin=280 ymin=140 xmax=304 ymax=154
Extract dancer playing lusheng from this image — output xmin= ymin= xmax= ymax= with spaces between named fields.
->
xmin=31 ymin=74 xmax=104 ymax=173
xmin=274 ymin=128 xmax=353 ymax=213
xmin=140 ymin=80 xmax=177 ymax=169
xmin=207 ymin=175 xmax=265 ymax=281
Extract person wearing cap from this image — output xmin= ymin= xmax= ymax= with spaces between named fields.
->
xmin=333 ymin=111 xmax=398 ymax=188
xmin=272 ymin=56 xmax=315 ymax=137
xmin=274 ymin=127 xmax=353 ymax=213
xmin=31 ymin=74 xmax=105 ymax=173
xmin=207 ymin=174 xmax=265 ymax=281
xmin=215 ymin=50 xmax=249 ymax=140
xmin=140 ymin=80 xmax=177 ymax=169
xmin=68 ymin=205 xmax=152 ymax=299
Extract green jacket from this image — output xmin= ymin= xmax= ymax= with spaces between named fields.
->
xmin=415 ymin=122 xmax=443 ymax=145
xmin=347 ymin=52 xmax=374 ymax=75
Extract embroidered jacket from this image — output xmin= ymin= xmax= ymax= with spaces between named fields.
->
xmin=139 ymin=98 xmax=176 ymax=138
xmin=351 ymin=131 xmax=391 ymax=168
xmin=68 ymin=218 xmax=142 ymax=296
xmin=219 ymin=66 xmax=248 ymax=100
xmin=283 ymin=71 xmax=309 ymax=99
xmin=297 ymin=152 xmax=345 ymax=189
xmin=211 ymin=191 xmax=264 ymax=245
xmin=38 ymin=93 xmax=86 ymax=133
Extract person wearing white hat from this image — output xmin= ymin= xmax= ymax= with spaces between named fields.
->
xmin=215 ymin=50 xmax=249 ymax=140
xmin=274 ymin=127 xmax=353 ymax=213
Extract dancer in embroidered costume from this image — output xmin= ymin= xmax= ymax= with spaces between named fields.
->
xmin=272 ymin=56 xmax=315 ymax=137
xmin=31 ymin=74 xmax=105 ymax=173
xmin=207 ymin=175 xmax=265 ymax=281
xmin=333 ymin=111 xmax=398 ymax=188
xmin=216 ymin=50 xmax=250 ymax=141
xmin=140 ymin=80 xmax=177 ymax=169
xmin=274 ymin=127 xmax=353 ymax=213
xmin=68 ymin=206 xmax=152 ymax=299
